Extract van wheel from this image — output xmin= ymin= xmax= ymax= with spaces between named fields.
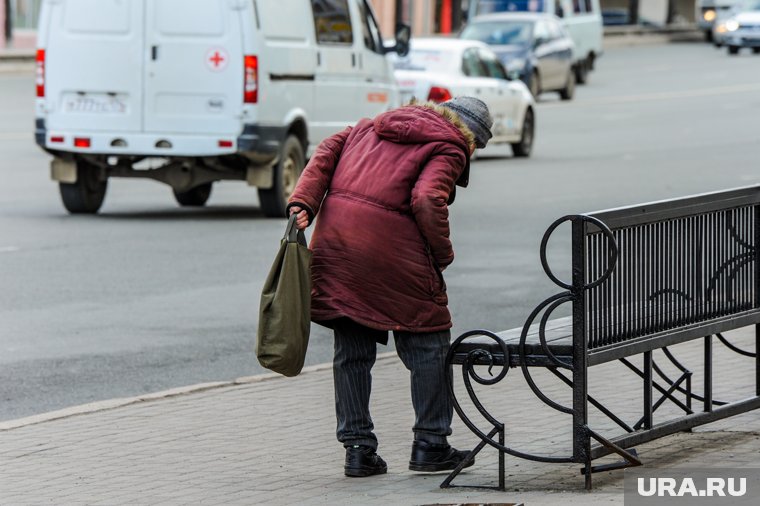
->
xmin=511 ymin=108 xmax=534 ymax=158
xmin=559 ymin=69 xmax=575 ymax=101
xmin=59 ymin=160 xmax=107 ymax=214
xmin=259 ymin=134 xmax=305 ymax=218
xmin=728 ymin=45 xmax=740 ymax=55
xmin=173 ymin=183 xmax=212 ymax=207
xmin=575 ymin=60 xmax=589 ymax=85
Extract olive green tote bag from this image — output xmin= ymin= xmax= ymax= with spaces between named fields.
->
xmin=256 ymin=214 xmax=312 ymax=377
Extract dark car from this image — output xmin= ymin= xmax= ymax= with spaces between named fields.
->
xmin=460 ymin=12 xmax=576 ymax=100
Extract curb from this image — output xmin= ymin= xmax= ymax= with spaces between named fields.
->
xmin=0 ymin=352 xmax=398 ymax=432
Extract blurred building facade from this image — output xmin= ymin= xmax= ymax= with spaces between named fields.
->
xmin=1 ymin=0 xmax=698 ymax=52
xmin=1 ymin=0 xmax=40 ymax=49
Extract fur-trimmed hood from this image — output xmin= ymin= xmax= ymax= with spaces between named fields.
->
xmin=373 ymin=101 xmax=473 ymax=188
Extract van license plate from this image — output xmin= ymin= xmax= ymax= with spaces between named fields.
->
xmin=64 ymin=96 xmax=127 ymax=114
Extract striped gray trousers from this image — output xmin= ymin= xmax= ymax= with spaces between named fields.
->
xmin=332 ymin=318 xmax=453 ymax=451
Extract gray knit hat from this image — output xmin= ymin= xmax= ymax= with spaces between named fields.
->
xmin=441 ymin=96 xmax=493 ymax=148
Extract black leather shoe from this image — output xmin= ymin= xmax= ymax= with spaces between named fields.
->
xmin=408 ymin=440 xmax=475 ymax=472
xmin=344 ymin=445 xmax=388 ymax=477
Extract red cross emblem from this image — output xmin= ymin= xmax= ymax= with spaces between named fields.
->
xmin=206 ymin=48 xmax=229 ymax=71
xmin=209 ymin=51 xmax=225 ymax=67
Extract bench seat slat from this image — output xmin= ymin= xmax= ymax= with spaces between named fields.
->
xmin=451 ymin=316 xmax=573 ymax=366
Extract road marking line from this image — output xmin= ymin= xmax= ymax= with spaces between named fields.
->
xmin=0 ymin=246 xmax=20 ymax=253
xmin=548 ymin=83 xmax=760 ymax=107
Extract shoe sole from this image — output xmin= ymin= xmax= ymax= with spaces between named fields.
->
xmin=408 ymin=459 xmax=474 ymax=473
xmin=345 ymin=466 xmax=388 ymax=478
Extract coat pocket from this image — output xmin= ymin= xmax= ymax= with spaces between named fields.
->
xmin=425 ymin=250 xmax=448 ymax=305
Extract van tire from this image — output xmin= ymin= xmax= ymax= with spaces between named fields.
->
xmin=259 ymin=134 xmax=305 ymax=218
xmin=511 ymin=107 xmax=534 ymax=158
xmin=173 ymin=183 xmax=212 ymax=207
xmin=575 ymin=60 xmax=589 ymax=85
xmin=559 ymin=70 xmax=575 ymax=101
xmin=59 ymin=160 xmax=107 ymax=214
xmin=728 ymin=45 xmax=740 ymax=55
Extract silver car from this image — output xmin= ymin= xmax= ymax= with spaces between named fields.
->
xmin=722 ymin=0 xmax=760 ymax=53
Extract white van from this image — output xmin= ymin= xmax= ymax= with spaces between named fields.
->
xmin=34 ymin=0 xmax=409 ymax=216
xmin=466 ymin=0 xmax=603 ymax=84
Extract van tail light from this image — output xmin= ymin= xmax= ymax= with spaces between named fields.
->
xmin=36 ymin=49 xmax=46 ymax=98
xmin=244 ymin=55 xmax=258 ymax=104
xmin=74 ymin=137 xmax=91 ymax=148
xmin=427 ymin=86 xmax=452 ymax=103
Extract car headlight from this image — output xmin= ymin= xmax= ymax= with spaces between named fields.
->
xmin=704 ymin=9 xmax=716 ymax=22
xmin=725 ymin=19 xmax=740 ymax=31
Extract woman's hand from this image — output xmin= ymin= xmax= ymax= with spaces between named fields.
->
xmin=289 ymin=206 xmax=310 ymax=230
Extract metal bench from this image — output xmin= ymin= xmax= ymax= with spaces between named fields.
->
xmin=443 ymin=186 xmax=760 ymax=490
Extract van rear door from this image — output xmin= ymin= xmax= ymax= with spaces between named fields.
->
xmin=143 ymin=0 xmax=244 ymax=136
xmin=43 ymin=0 xmax=144 ymax=133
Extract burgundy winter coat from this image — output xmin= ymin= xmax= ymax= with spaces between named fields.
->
xmin=287 ymin=104 xmax=474 ymax=333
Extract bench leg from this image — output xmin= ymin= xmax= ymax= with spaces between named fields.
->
xmin=440 ymin=425 xmax=505 ymax=490
xmin=755 ymin=324 xmax=760 ymax=397
xmin=704 ymin=335 xmax=713 ymax=412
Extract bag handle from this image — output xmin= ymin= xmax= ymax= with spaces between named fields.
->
xmin=285 ymin=213 xmax=308 ymax=247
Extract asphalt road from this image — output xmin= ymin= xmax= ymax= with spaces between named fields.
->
xmin=1 ymin=41 xmax=760 ymax=421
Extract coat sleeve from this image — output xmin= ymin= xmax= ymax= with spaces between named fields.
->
xmin=410 ymin=144 xmax=467 ymax=269
xmin=287 ymin=126 xmax=353 ymax=222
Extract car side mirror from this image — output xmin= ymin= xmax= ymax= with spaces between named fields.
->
xmin=391 ymin=23 xmax=411 ymax=57
xmin=533 ymin=37 xmax=546 ymax=49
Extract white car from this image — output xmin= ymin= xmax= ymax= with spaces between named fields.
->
xmin=391 ymin=38 xmax=536 ymax=157
xmin=722 ymin=0 xmax=760 ymax=53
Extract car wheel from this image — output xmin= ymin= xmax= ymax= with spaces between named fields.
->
xmin=529 ymin=70 xmax=540 ymax=98
xmin=728 ymin=45 xmax=740 ymax=55
xmin=753 ymin=48 xmax=760 ymax=54
xmin=173 ymin=183 xmax=212 ymax=207
xmin=511 ymin=107 xmax=534 ymax=158
xmin=575 ymin=59 xmax=589 ymax=85
xmin=59 ymin=159 xmax=107 ymax=214
xmin=258 ymin=134 xmax=305 ymax=218
xmin=559 ymin=69 xmax=575 ymax=101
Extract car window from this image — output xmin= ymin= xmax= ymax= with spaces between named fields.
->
xmin=584 ymin=0 xmax=594 ymax=12
xmin=392 ymin=49 xmax=451 ymax=72
xmin=479 ymin=50 xmax=509 ymax=80
xmin=460 ymin=20 xmax=534 ymax=45
xmin=474 ymin=0 xmax=546 ymax=14
xmin=357 ymin=0 xmax=384 ymax=54
xmin=312 ymin=0 xmax=353 ymax=45
xmin=462 ymin=48 xmax=489 ymax=77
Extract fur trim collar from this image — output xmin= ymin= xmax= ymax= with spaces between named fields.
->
xmin=409 ymin=99 xmax=476 ymax=150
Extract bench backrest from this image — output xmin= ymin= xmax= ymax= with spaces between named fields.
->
xmin=577 ymin=186 xmax=760 ymax=363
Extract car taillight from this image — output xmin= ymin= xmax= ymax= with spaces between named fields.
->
xmin=427 ymin=86 xmax=452 ymax=103
xmin=244 ymin=55 xmax=258 ymax=104
xmin=36 ymin=49 xmax=46 ymax=98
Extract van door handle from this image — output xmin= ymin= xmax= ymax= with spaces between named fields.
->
xmin=151 ymin=46 xmax=159 ymax=61
xmin=351 ymin=53 xmax=356 ymax=67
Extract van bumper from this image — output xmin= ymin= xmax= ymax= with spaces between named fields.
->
xmin=34 ymin=123 xmax=285 ymax=158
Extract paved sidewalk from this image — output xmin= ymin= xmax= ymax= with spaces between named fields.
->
xmin=0 ymin=327 xmax=758 ymax=505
